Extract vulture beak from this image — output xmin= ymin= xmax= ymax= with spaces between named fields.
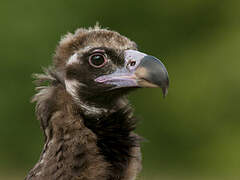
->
xmin=95 ymin=50 xmax=169 ymax=97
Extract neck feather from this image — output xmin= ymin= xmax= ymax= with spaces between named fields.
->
xmin=27 ymin=68 xmax=141 ymax=180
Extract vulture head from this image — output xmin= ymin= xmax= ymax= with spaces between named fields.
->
xmin=26 ymin=25 xmax=169 ymax=180
xmin=55 ymin=26 xmax=169 ymax=118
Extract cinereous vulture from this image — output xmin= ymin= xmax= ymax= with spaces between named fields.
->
xmin=25 ymin=25 xmax=169 ymax=180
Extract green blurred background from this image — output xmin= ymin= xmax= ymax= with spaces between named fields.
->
xmin=0 ymin=0 xmax=240 ymax=179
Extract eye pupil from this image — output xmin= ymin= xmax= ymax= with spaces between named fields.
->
xmin=92 ymin=55 xmax=104 ymax=66
xmin=89 ymin=54 xmax=107 ymax=68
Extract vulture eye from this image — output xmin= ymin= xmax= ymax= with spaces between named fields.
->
xmin=89 ymin=53 xmax=107 ymax=68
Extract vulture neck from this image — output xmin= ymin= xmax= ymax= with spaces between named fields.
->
xmin=27 ymin=84 xmax=140 ymax=180
xmin=82 ymin=97 xmax=138 ymax=166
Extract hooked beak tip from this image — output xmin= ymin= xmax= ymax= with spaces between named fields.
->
xmin=134 ymin=55 xmax=169 ymax=97
xmin=162 ymin=86 xmax=168 ymax=98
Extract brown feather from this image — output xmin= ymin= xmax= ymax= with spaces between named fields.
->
xmin=26 ymin=26 xmax=142 ymax=180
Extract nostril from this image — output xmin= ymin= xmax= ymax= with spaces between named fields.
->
xmin=126 ymin=60 xmax=137 ymax=71
xmin=130 ymin=61 xmax=136 ymax=66
xmin=128 ymin=60 xmax=136 ymax=67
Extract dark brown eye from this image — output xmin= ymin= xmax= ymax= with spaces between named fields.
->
xmin=89 ymin=53 xmax=107 ymax=68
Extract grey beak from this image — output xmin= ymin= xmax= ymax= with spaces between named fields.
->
xmin=95 ymin=50 xmax=169 ymax=97
xmin=135 ymin=55 xmax=169 ymax=96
